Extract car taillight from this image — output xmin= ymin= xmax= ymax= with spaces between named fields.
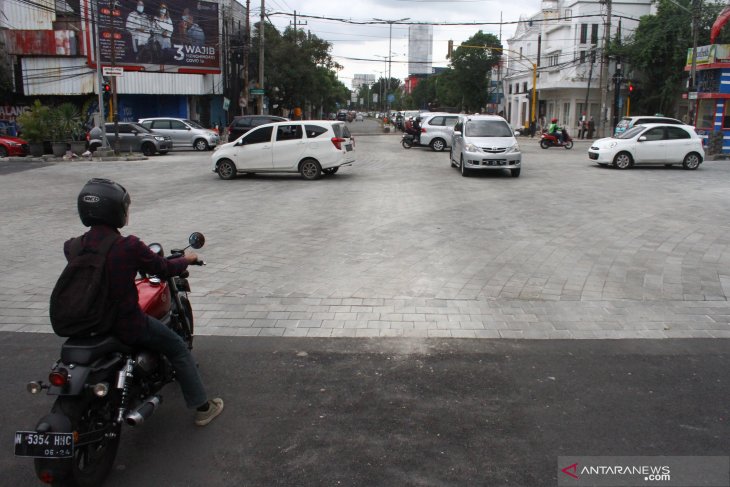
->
xmin=420 ymin=128 xmax=426 ymax=133
xmin=331 ymin=137 xmax=346 ymax=150
xmin=49 ymin=368 xmax=69 ymax=387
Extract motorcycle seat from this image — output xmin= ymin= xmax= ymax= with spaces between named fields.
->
xmin=61 ymin=335 xmax=134 ymax=365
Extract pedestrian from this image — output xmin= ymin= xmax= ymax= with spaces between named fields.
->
xmin=8 ymin=115 xmax=18 ymax=137
xmin=587 ymin=116 xmax=595 ymax=139
xmin=68 ymin=178 xmax=224 ymax=426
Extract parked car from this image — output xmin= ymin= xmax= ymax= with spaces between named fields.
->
xmin=355 ymin=113 xmax=364 ymax=122
xmin=211 ymin=121 xmax=355 ymax=181
xmin=0 ymin=134 xmax=30 ymax=157
xmin=589 ymin=123 xmax=704 ymax=170
xmin=420 ymin=113 xmax=461 ymax=151
xmin=450 ymin=114 xmax=522 ymax=177
xmin=226 ymin=115 xmax=287 ymax=142
xmin=138 ymin=117 xmax=219 ymax=151
xmin=89 ymin=123 xmax=172 ymax=155
xmin=336 ymin=111 xmax=348 ymax=122
xmin=613 ymin=115 xmax=684 ymax=136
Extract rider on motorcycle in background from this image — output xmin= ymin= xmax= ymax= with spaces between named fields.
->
xmin=70 ymin=178 xmax=223 ymax=426
xmin=405 ymin=117 xmax=421 ymax=144
xmin=548 ymin=117 xmax=563 ymax=144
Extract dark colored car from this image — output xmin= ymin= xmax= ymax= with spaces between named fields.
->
xmin=89 ymin=123 xmax=173 ymax=156
xmin=227 ymin=115 xmax=287 ymax=142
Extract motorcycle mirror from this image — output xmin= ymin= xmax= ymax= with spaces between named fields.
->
xmin=189 ymin=232 xmax=205 ymax=249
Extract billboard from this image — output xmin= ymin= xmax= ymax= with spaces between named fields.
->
xmin=89 ymin=0 xmax=220 ymax=73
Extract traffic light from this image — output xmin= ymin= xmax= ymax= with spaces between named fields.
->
xmin=628 ymin=82 xmax=633 ymax=94
xmin=102 ymin=78 xmax=111 ymax=102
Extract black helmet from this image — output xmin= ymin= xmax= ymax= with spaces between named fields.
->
xmin=77 ymin=178 xmax=131 ymax=228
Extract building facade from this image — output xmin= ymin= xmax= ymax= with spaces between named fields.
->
xmin=504 ymin=0 xmax=653 ymax=136
xmin=0 ymin=0 xmax=245 ymax=128
xmin=690 ymin=44 xmax=730 ymax=153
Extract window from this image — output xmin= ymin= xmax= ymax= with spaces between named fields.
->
xmin=169 ymin=120 xmax=187 ymax=130
xmin=579 ymin=51 xmax=586 ymax=64
xmin=465 ymin=120 xmax=512 ymax=137
xmin=642 ymin=127 xmax=665 ymax=141
xmin=522 ymin=82 xmax=528 ymax=92
xmin=276 ymin=124 xmax=303 ymax=141
xmin=305 ymin=125 xmax=328 ymax=138
xmin=547 ymin=53 xmax=559 ymax=67
xmin=444 ymin=116 xmax=459 ymax=127
xmin=580 ymin=24 xmax=588 ymax=44
xmin=564 ymin=8 xmax=572 ymax=19
xmin=666 ymin=126 xmax=691 ymax=139
xmin=428 ymin=116 xmax=446 ymax=126
xmin=509 ymin=84 xmax=513 ymax=94
xmin=117 ymin=124 xmax=134 ymax=134
xmin=591 ymin=24 xmax=599 ymax=44
xmin=139 ymin=121 xmax=152 ymax=129
xmin=332 ymin=124 xmax=352 ymax=138
xmin=251 ymin=118 xmax=270 ymax=127
xmin=241 ymin=126 xmax=273 ymax=145
xmin=696 ymin=99 xmax=715 ymax=129
xmin=152 ymin=120 xmax=171 ymax=129
xmin=235 ymin=118 xmax=252 ymax=128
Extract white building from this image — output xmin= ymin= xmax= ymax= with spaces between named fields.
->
xmin=408 ymin=25 xmax=433 ymax=76
xmin=504 ymin=0 xmax=654 ymax=136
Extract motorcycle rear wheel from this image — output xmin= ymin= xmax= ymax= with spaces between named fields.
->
xmin=35 ymin=396 xmax=121 ymax=487
xmin=540 ymin=140 xmax=550 ymax=149
xmin=401 ymin=138 xmax=413 ymax=149
xmin=564 ymin=140 xmax=574 ymax=149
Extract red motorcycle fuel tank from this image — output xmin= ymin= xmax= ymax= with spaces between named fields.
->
xmin=136 ymin=278 xmax=172 ymax=320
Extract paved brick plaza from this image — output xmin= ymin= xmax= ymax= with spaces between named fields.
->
xmin=2 ymin=134 xmax=730 ymax=338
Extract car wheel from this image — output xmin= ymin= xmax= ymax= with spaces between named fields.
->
xmin=0 ymin=146 xmax=7 ymax=157
xmin=460 ymin=155 xmax=469 ymax=177
xmin=511 ymin=168 xmax=521 ymax=177
xmin=217 ymin=159 xmax=237 ymax=180
xmin=141 ymin=143 xmax=156 ymax=156
xmin=682 ymin=152 xmax=702 ymax=170
xmin=613 ymin=151 xmax=633 ymax=169
xmin=300 ymin=158 xmax=322 ymax=180
xmin=430 ymin=138 xmax=446 ymax=152
xmin=194 ymin=138 xmax=209 ymax=151
xmin=323 ymin=167 xmax=339 ymax=175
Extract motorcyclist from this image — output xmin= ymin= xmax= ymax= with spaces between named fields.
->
xmin=548 ymin=117 xmax=563 ymax=144
xmin=405 ymin=116 xmax=421 ymax=144
xmin=69 ymin=178 xmax=224 ymax=426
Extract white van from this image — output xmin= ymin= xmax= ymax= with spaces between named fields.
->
xmin=450 ymin=115 xmax=522 ymax=177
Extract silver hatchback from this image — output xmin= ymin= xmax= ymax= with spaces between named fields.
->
xmin=450 ymin=115 xmax=522 ymax=177
xmin=138 ymin=117 xmax=220 ymax=151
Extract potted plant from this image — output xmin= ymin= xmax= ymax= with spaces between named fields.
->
xmin=17 ymin=100 xmax=50 ymax=157
xmin=55 ymin=102 xmax=87 ymax=155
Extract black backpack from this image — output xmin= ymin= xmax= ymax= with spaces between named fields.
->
xmin=49 ymin=233 xmax=119 ymax=337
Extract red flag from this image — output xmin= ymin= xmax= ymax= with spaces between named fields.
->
xmin=711 ymin=4 xmax=730 ymax=44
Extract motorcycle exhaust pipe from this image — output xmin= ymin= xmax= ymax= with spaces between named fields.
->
xmin=125 ymin=395 xmax=162 ymax=426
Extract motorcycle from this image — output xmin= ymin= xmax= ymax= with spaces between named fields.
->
xmin=401 ymin=129 xmax=423 ymax=149
xmin=540 ymin=128 xmax=574 ymax=149
xmin=15 ymin=232 xmax=206 ymax=486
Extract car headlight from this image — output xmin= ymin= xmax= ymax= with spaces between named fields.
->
xmin=6 ymin=141 xmax=20 ymax=146
xmin=505 ymin=143 xmax=520 ymax=153
xmin=154 ymin=136 xmax=165 ymax=141
xmin=465 ymin=143 xmax=480 ymax=152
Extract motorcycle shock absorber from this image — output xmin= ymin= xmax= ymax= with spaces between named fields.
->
xmin=116 ymin=358 xmax=135 ymax=424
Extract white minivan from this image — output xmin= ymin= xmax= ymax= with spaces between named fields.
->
xmin=450 ymin=115 xmax=522 ymax=177
xmin=211 ymin=121 xmax=355 ymax=180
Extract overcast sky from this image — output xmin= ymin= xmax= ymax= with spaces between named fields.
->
xmin=261 ymin=0 xmax=540 ymax=88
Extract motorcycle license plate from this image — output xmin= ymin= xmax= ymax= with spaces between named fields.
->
xmin=14 ymin=431 xmax=74 ymax=458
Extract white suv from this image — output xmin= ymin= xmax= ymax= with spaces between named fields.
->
xmin=419 ymin=113 xmax=461 ymax=151
xmin=138 ymin=117 xmax=220 ymax=151
xmin=450 ymin=115 xmax=522 ymax=177
xmin=211 ymin=121 xmax=355 ymax=180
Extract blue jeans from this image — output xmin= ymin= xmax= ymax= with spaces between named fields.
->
xmin=134 ymin=316 xmax=208 ymax=409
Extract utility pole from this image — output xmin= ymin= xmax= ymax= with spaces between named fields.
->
xmin=689 ymin=0 xmax=700 ymax=124
xmin=374 ymin=17 xmax=409 ymax=114
xmin=242 ymin=0 xmax=250 ymax=116
xmin=258 ymin=0 xmax=264 ymax=115
xmin=93 ymin=0 xmax=109 ymax=149
xmin=598 ymin=0 xmax=612 ymax=137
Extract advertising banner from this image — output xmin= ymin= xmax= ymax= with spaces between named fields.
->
xmin=91 ymin=0 xmax=219 ymax=72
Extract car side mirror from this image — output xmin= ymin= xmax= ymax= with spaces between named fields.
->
xmin=236 ymin=139 xmax=245 ymax=146
xmin=638 ymin=136 xmax=647 ymax=142
xmin=132 ymin=130 xmax=138 ymax=135
xmin=187 ymin=127 xmax=191 ymax=131
xmin=453 ymin=131 xmax=462 ymax=137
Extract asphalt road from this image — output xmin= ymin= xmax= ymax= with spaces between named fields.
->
xmin=2 ymin=332 xmax=729 ymax=486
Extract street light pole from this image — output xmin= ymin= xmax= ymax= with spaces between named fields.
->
xmin=374 ymin=17 xmax=409 ymax=115
xmin=92 ymin=0 xmax=108 ymax=149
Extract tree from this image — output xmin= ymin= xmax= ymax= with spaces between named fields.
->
xmin=449 ymin=31 xmax=502 ymax=112
xmin=616 ymin=0 xmax=729 ymax=116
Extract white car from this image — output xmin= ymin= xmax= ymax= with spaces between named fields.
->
xmin=211 ymin=121 xmax=355 ymax=180
xmin=419 ymin=113 xmax=461 ymax=152
xmin=588 ymin=123 xmax=704 ymax=170
xmin=450 ymin=115 xmax=522 ymax=177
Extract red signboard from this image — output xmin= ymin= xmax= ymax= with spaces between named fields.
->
xmin=1 ymin=30 xmax=80 ymax=56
